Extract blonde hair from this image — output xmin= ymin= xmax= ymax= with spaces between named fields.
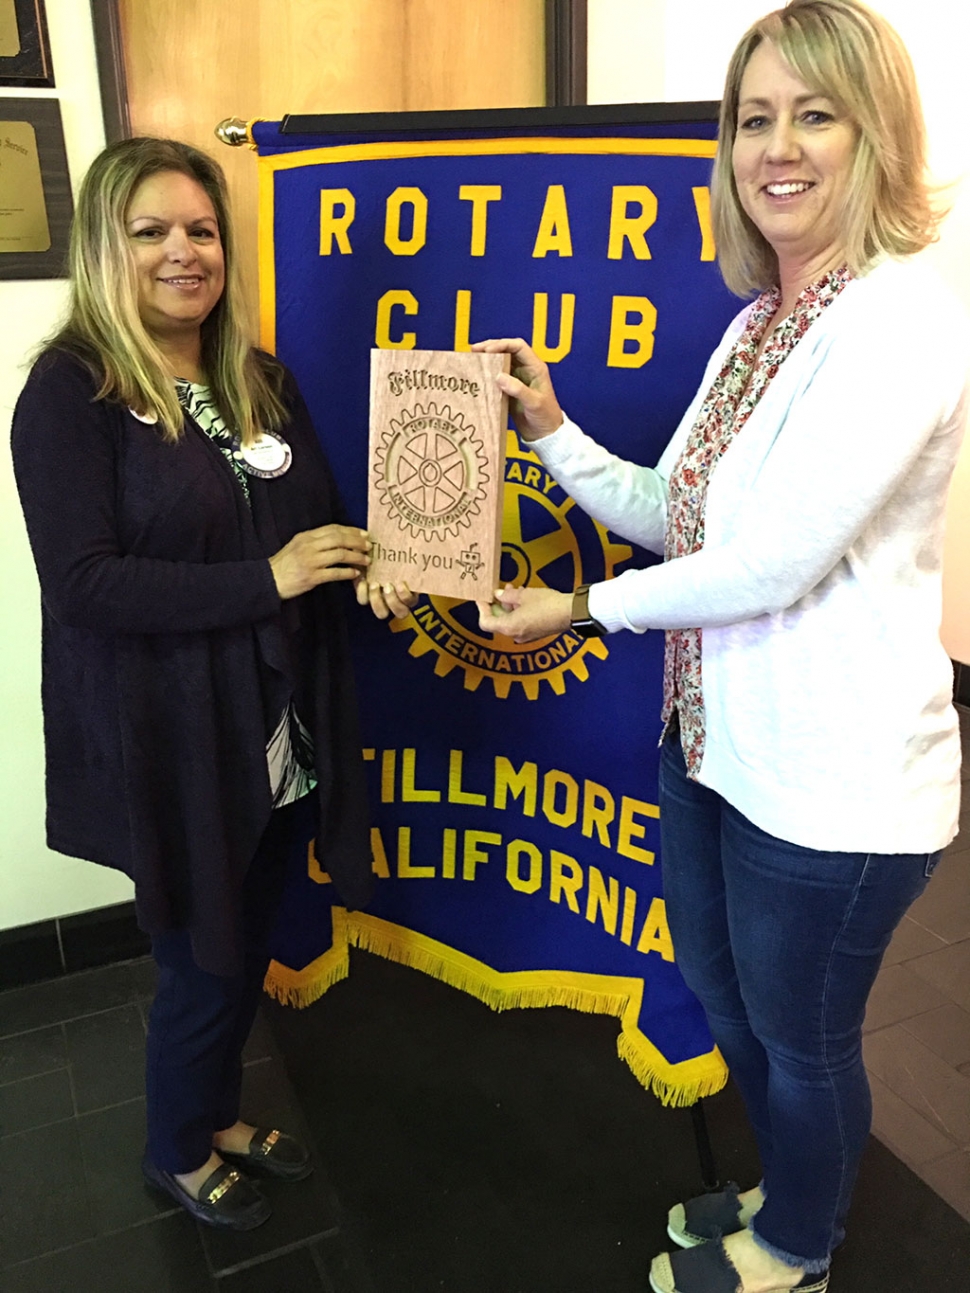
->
xmin=712 ymin=0 xmax=940 ymax=297
xmin=47 ymin=137 xmax=285 ymax=444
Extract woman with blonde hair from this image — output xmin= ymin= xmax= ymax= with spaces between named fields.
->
xmin=12 ymin=137 xmax=410 ymax=1231
xmin=473 ymin=1 xmax=968 ymax=1289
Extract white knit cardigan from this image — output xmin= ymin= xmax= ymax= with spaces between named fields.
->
xmin=534 ymin=257 xmax=970 ymax=853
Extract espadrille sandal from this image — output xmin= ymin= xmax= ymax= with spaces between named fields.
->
xmin=667 ymin=1181 xmax=750 ymax=1248
xmin=649 ymin=1240 xmax=829 ymax=1293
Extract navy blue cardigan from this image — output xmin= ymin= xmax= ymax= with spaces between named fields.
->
xmin=12 ymin=349 xmax=373 ymax=974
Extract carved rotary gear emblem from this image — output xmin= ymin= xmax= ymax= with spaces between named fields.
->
xmin=374 ymin=403 xmax=489 ymax=542
xmin=388 ymin=432 xmax=633 ymax=699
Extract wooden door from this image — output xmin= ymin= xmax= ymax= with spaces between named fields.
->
xmin=119 ymin=0 xmax=545 ymax=327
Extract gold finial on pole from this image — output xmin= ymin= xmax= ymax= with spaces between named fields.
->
xmin=215 ymin=118 xmax=255 ymax=148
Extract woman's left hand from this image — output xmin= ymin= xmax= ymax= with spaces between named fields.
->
xmin=356 ymin=576 xmax=417 ymax=620
xmin=476 ymin=585 xmax=572 ymax=643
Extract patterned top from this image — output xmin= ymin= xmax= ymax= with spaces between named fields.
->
xmin=175 ymin=380 xmax=251 ymax=501
xmin=176 ymin=380 xmax=316 ymax=808
xmin=662 ymin=265 xmax=854 ymax=776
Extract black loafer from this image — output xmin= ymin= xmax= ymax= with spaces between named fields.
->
xmin=142 ymin=1154 xmax=272 ymax=1230
xmin=218 ymin=1127 xmax=312 ymax=1181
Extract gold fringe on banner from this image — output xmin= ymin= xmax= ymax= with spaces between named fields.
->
xmin=264 ymin=906 xmax=727 ymax=1106
xmin=263 ymin=907 xmax=351 ymax=1008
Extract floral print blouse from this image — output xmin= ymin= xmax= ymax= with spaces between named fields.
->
xmin=662 ymin=264 xmax=854 ymax=776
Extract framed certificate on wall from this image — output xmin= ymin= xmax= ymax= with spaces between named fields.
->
xmin=0 ymin=97 xmax=72 ymax=278
xmin=0 ymin=0 xmax=54 ymax=88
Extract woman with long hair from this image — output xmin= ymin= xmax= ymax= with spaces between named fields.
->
xmin=12 ymin=137 xmax=410 ymax=1231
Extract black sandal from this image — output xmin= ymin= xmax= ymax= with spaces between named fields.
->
xmin=142 ymin=1154 xmax=272 ymax=1230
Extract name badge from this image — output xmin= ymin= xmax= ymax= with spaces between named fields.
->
xmin=232 ymin=430 xmax=292 ymax=478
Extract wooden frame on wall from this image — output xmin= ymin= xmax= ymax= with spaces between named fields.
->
xmin=0 ymin=0 xmax=54 ymax=87
xmin=0 ymin=96 xmax=73 ymax=278
xmin=545 ymin=0 xmax=587 ymax=107
xmin=89 ymin=0 xmax=130 ymax=142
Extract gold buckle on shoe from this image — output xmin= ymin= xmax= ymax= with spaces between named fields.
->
xmin=259 ymin=1129 xmax=281 ymax=1155
xmin=206 ymin=1169 xmax=241 ymax=1203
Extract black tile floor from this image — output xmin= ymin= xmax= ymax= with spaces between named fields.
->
xmin=0 ymin=961 xmax=353 ymax=1291
xmin=2 ymin=949 xmax=970 ymax=1291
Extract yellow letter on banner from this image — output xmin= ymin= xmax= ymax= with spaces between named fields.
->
xmin=620 ymin=886 xmax=638 ymax=945
xmin=585 ymin=866 xmax=620 ymax=935
xmin=549 ymin=851 xmax=583 ymax=912
xmin=385 ymin=187 xmax=428 ymax=255
xmin=617 ymin=794 xmax=658 ymax=864
xmin=370 ymin=827 xmax=391 ymax=878
xmin=459 ymin=184 xmax=502 ymax=255
xmin=506 ymin=839 xmax=543 ymax=894
xmin=307 ymin=838 xmax=331 ymax=884
xmin=532 ymin=185 xmax=573 ymax=258
xmin=463 ymin=831 xmax=502 ymax=880
xmin=607 ymin=296 xmax=657 ymax=369
xmin=441 ymin=828 xmax=457 ymax=879
xmin=637 ymin=896 xmax=675 ymax=960
xmin=582 ymin=779 xmax=616 ymax=847
xmin=449 ymin=749 xmax=487 ymax=806
xmin=380 ymin=749 xmax=396 ymax=801
xmin=543 ymin=770 xmax=579 ymax=828
xmin=397 ymin=826 xmax=435 ymax=878
xmin=494 ymin=757 xmax=538 ymax=816
xmin=402 ymin=748 xmax=440 ymax=802
xmin=319 ymin=189 xmax=355 ymax=255
xmin=607 ymin=186 xmax=658 ymax=260
xmin=454 ymin=290 xmax=472 ymax=351
xmin=692 ymin=186 xmax=717 ymax=261
xmin=531 ymin=293 xmax=575 ymax=363
xmin=375 ymin=290 xmax=418 ymax=349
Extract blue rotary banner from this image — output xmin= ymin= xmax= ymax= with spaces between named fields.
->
xmin=255 ymin=113 xmax=740 ymax=1104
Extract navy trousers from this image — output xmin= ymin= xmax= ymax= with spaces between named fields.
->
xmin=144 ymin=798 xmax=305 ymax=1174
xmin=659 ymin=730 xmax=939 ymax=1271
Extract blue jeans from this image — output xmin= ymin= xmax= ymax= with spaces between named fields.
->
xmin=659 ymin=732 xmax=939 ymax=1272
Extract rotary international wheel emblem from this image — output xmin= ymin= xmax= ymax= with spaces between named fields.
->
xmin=375 ymin=403 xmax=489 ymax=543
xmin=387 ymin=431 xmax=633 ymax=699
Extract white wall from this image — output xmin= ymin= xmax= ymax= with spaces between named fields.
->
xmin=2 ymin=0 xmax=967 ymax=934
xmin=588 ymin=0 xmax=970 ymax=664
xmin=1 ymin=0 xmax=135 ymax=930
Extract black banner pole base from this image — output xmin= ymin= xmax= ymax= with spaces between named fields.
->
xmin=690 ymin=1099 xmax=721 ymax=1192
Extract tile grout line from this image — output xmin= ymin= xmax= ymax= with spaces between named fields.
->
xmin=0 ymin=998 xmax=148 ymax=1044
xmin=0 ymin=1208 xmax=183 ymax=1276
xmin=0 ymin=1063 xmax=70 ymax=1090
xmin=204 ymin=1233 xmax=337 ymax=1282
xmin=309 ymin=1237 xmax=342 ymax=1293
xmin=0 ymin=1111 xmax=77 ymax=1142
xmin=75 ymin=1093 xmax=147 ymax=1119
xmin=53 ymin=917 xmax=67 ymax=974
xmin=0 ymin=1093 xmax=148 ymax=1142
xmin=62 ymin=1021 xmax=79 ymax=1120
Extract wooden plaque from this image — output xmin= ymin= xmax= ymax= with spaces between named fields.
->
xmin=0 ymin=98 xmax=72 ymax=279
xmin=368 ymin=349 xmax=510 ymax=600
xmin=0 ymin=0 xmax=54 ymax=87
